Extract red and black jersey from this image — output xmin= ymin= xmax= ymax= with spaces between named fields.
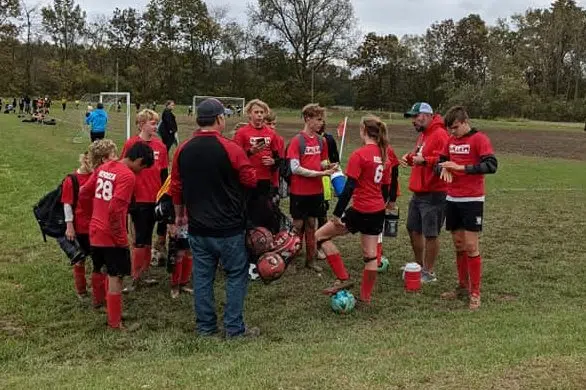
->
xmin=79 ymin=160 xmax=135 ymax=247
xmin=286 ymin=131 xmax=329 ymax=196
xmin=345 ymin=144 xmax=397 ymax=213
xmin=61 ymin=171 xmax=92 ymax=234
xmin=441 ymin=129 xmax=496 ymax=200
xmin=233 ymin=124 xmax=280 ymax=181
xmin=169 ymin=130 xmax=257 ymax=237
xmin=121 ymin=135 xmax=168 ymax=203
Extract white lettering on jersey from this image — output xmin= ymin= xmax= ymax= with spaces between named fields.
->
xmin=373 ymin=156 xmax=382 ymax=164
xmin=449 ymin=144 xmax=471 ymax=154
xmin=154 ymin=150 xmax=160 ymax=160
xmin=304 ymin=145 xmax=321 ymax=155
xmin=98 ymin=170 xmax=117 ymax=181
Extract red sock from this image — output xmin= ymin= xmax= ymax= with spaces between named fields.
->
xmin=468 ymin=255 xmax=482 ymax=296
xmin=360 ymin=269 xmax=377 ymax=303
xmin=456 ymin=251 xmax=469 ymax=289
xmin=91 ymin=272 xmax=106 ymax=306
xmin=326 ymin=253 xmax=349 ymax=280
xmin=131 ymin=248 xmax=142 ymax=280
xmin=180 ymin=255 xmax=192 ymax=285
xmin=73 ymin=263 xmax=87 ymax=295
xmin=106 ymin=292 xmax=122 ymax=328
xmin=304 ymin=227 xmax=316 ymax=261
xmin=376 ymin=234 xmax=383 ymax=266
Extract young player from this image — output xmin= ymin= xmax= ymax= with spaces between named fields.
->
xmin=437 ymin=106 xmax=498 ymax=310
xmin=155 ymin=176 xmax=193 ymax=299
xmin=233 ymin=99 xmax=281 ymax=232
xmin=287 ymin=104 xmax=337 ymax=272
xmin=315 ymin=116 xmax=398 ymax=304
xmin=264 ymin=110 xmax=284 ymax=205
xmin=79 ymin=142 xmax=154 ymax=329
xmin=121 ymin=109 xmax=169 ymax=291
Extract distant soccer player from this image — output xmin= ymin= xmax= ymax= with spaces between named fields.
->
xmin=79 ymin=141 xmax=154 ymax=329
xmin=288 ymin=104 xmax=337 ymax=272
xmin=233 ymin=99 xmax=281 ymax=232
xmin=121 ymin=109 xmax=169 ymax=291
xmin=85 ymin=103 xmax=108 ymax=142
xmin=437 ymin=106 xmax=498 ymax=310
xmin=315 ymin=116 xmax=397 ymax=303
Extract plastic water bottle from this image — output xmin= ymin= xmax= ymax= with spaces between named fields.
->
xmin=383 ymin=207 xmax=399 ymax=238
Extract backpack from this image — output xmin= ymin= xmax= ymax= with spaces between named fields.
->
xmin=280 ymin=133 xmax=324 ymax=185
xmin=33 ymin=174 xmax=79 ymax=242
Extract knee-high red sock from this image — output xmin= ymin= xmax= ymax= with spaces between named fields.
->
xmin=180 ymin=255 xmax=192 ymax=285
xmin=131 ymin=248 xmax=143 ymax=280
xmin=305 ymin=227 xmax=316 ymax=261
xmin=73 ymin=263 xmax=87 ymax=295
xmin=171 ymin=260 xmax=182 ymax=287
xmin=468 ymin=255 xmax=482 ymax=296
xmin=106 ymin=292 xmax=122 ymax=328
xmin=326 ymin=253 xmax=349 ymax=280
xmin=376 ymin=234 xmax=383 ymax=267
xmin=456 ymin=251 xmax=469 ymax=289
xmin=360 ymin=269 xmax=377 ymax=303
xmin=91 ymin=272 xmax=106 ymax=306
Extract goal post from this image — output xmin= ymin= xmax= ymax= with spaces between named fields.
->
xmin=100 ymin=92 xmax=131 ymax=140
xmin=192 ymin=95 xmax=245 ymax=118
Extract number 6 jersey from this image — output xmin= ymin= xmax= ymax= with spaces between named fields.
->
xmin=80 ymin=160 xmax=136 ymax=247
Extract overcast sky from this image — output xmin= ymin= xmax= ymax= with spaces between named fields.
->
xmin=70 ymin=0 xmax=585 ymax=37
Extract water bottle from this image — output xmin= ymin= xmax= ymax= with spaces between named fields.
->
xmin=383 ymin=207 xmax=399 ymax=238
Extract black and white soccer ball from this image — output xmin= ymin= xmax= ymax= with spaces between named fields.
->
xmin=248 ymin=263 xmax=260 ymax=281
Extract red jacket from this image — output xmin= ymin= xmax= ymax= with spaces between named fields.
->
xmin=406 ymin=114 xmax=449 ymax=193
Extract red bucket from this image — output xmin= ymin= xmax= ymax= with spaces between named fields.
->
xmin=403 ymin=263 xmax=421 ymax=292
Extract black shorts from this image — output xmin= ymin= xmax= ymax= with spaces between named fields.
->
xmin=77 ymin=234 xmax=91 ymax=257
xmin=90 ymin=132 xmax=105 ymax=142
xmin=91 ymin=246 xmax=131 ymax=277
xmin=445 ymin=201 xmax=484 ymax=232
xmin=406 ymin=192 xmax=446 ymax=238
xmin=290 ymin=194 xmax=326 ymax=220
xmin=129 ymin=203 xmax=156 ymax=246
xmin=342 ymin=208 xmax=385 ymax=236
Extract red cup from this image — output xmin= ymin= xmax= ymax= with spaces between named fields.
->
xmin=404 ymin=262 xmax=422 ymax=292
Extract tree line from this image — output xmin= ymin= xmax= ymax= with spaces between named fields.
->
xmin=1 ymin=0 xmax=586 ymax=121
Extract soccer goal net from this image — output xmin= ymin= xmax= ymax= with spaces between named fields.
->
xmin=192 ymin=96 xmax=245 ymax=118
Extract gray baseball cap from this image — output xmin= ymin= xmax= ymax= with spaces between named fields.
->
xmin=197 ymin=98 xmax=225 ymax=119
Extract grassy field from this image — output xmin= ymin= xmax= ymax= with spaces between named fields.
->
xmin=1 ymin=107 xmax=586 ymax=389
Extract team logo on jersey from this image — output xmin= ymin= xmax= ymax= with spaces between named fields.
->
xmin=373 ymin=156 xmax=382 ymax=164
xmin=250 ymin=137 xmax=271 ymax=147
xmin=154 ymin=151 xmax=160 ymax=160
xmin=98 ymin=170 xmax=116 ymax=181
xmin=415 ymin=143 xmax=425 ymax=156
xmin=304 ymin=146 xmax=321 ymax=155
xmin=450 ymin=144 xmax=471 ymax=154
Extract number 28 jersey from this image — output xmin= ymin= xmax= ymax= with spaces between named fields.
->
xmin=345 ymin=144 xmax=399 ymax=213
xmin=85 ymin=160 xmax=135 ymax=247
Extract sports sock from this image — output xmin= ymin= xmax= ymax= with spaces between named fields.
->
xmin=73 ymin=263 xmax=87 ymax=295
xmin=131 ymin=248 xmax=142 ymax=280
xmin=106 ymin=292 xmax=122 ymax=328
xmin=91 ymin=272 xmax=106 ymax=306
xmin=456 ymin=251 xmax=469 ymax=289
xmin=360 ymin=269 xmax=377 ymax=303
xmin=180 ymin=255 xmax=192 ymax=285
xmin=468 ymin=255 xmax=482 ymax=296
xmin=304 ymin=227 xmax=316 ymax=261
xmin=326 ymin=253 xmax=349 ymax=280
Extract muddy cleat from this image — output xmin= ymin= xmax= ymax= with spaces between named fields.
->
xmin=317 ymin=249 xmax=326 ymax=260
xmin=305 ymin=260 xmax=323 ymax=273
xmin=440 ymin=286 xmax=468 ymax=300
xmin=322 ymin=279 xmax=354 ymax=296
xmin=180 ymin=285 xmax=193 ymax=294
xmin=122 ymin=279 xmax=140 ymax=294
xmin=115 ymin=322 xmax=141 ymax=332
xmin=421 ymin=270 xmax=438 ymax=283
xmin=142 ymin=278 xmax=159 ymax=287
xmin=469 ymin=294 xmax=481 ymax=311
xmin=170 ymin=288 xmax=180 ymax=299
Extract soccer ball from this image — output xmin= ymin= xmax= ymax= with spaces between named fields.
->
xmin=272 ymin=232 xmax=301 ymax=264
xmin=330 ymin=290 xmax=356 ymax=314
xmin=256 ymin=252 xmax=286 ymax=281
xmin=377 ymin=257 xmax=390 ymax=273
xmin=248 ymin=263 xmax=260 ymax=281
xmin=246 ymin=227 xmax=274 ymax=256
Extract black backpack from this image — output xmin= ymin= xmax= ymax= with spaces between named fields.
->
xmin=280 ymin=133 xmax=324 ymax=185
xmin=33 ymin=174 xmax=79 ymax=242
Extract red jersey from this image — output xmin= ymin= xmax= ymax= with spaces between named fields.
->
xmin=61 ymin=171 xmax=92 ymax=234
xmin=346 ymin=144 xmax=397 ymax=213
xmin=287 ymin=131 xmax=329 ymax=196
xmin=121 ymin=135 xmax=168 ymax=203
xmin=444 ymin=130 xmax=494 ymax=201
xmin=233 ymin=124 xmax=280 ymax=181
xmin=271 ymin=133 xmax=285 ymax=188
xmin=81 ymin=160 xmax=136 ymax=247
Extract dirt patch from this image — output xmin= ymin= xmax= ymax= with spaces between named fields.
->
xmin=177 ymin=116 xmax=586 ymax=161
xmin=0 ymin=319 xmax=25 ymax=336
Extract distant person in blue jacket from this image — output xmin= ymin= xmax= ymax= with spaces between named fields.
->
xmin=85 ymin=103 xmax=108 ymax=142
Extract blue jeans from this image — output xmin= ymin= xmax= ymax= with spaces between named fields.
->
xmin=188 ymin=232 xmax=249 ymax=337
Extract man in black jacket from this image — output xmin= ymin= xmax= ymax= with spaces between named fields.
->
xmin=317 ymin=123 xmax=340 ymax=228
xmin=159 ymin=100 xmax=178 ymax=153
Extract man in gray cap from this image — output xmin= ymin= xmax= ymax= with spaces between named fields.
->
xmin=169 ymin=98 xmax=260 ymax=338
xmin=401 ymin=102 xmax=449 ymax=283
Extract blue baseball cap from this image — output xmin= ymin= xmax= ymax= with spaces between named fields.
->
xmin=197 ymin=98 xmax=225 ymax=119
